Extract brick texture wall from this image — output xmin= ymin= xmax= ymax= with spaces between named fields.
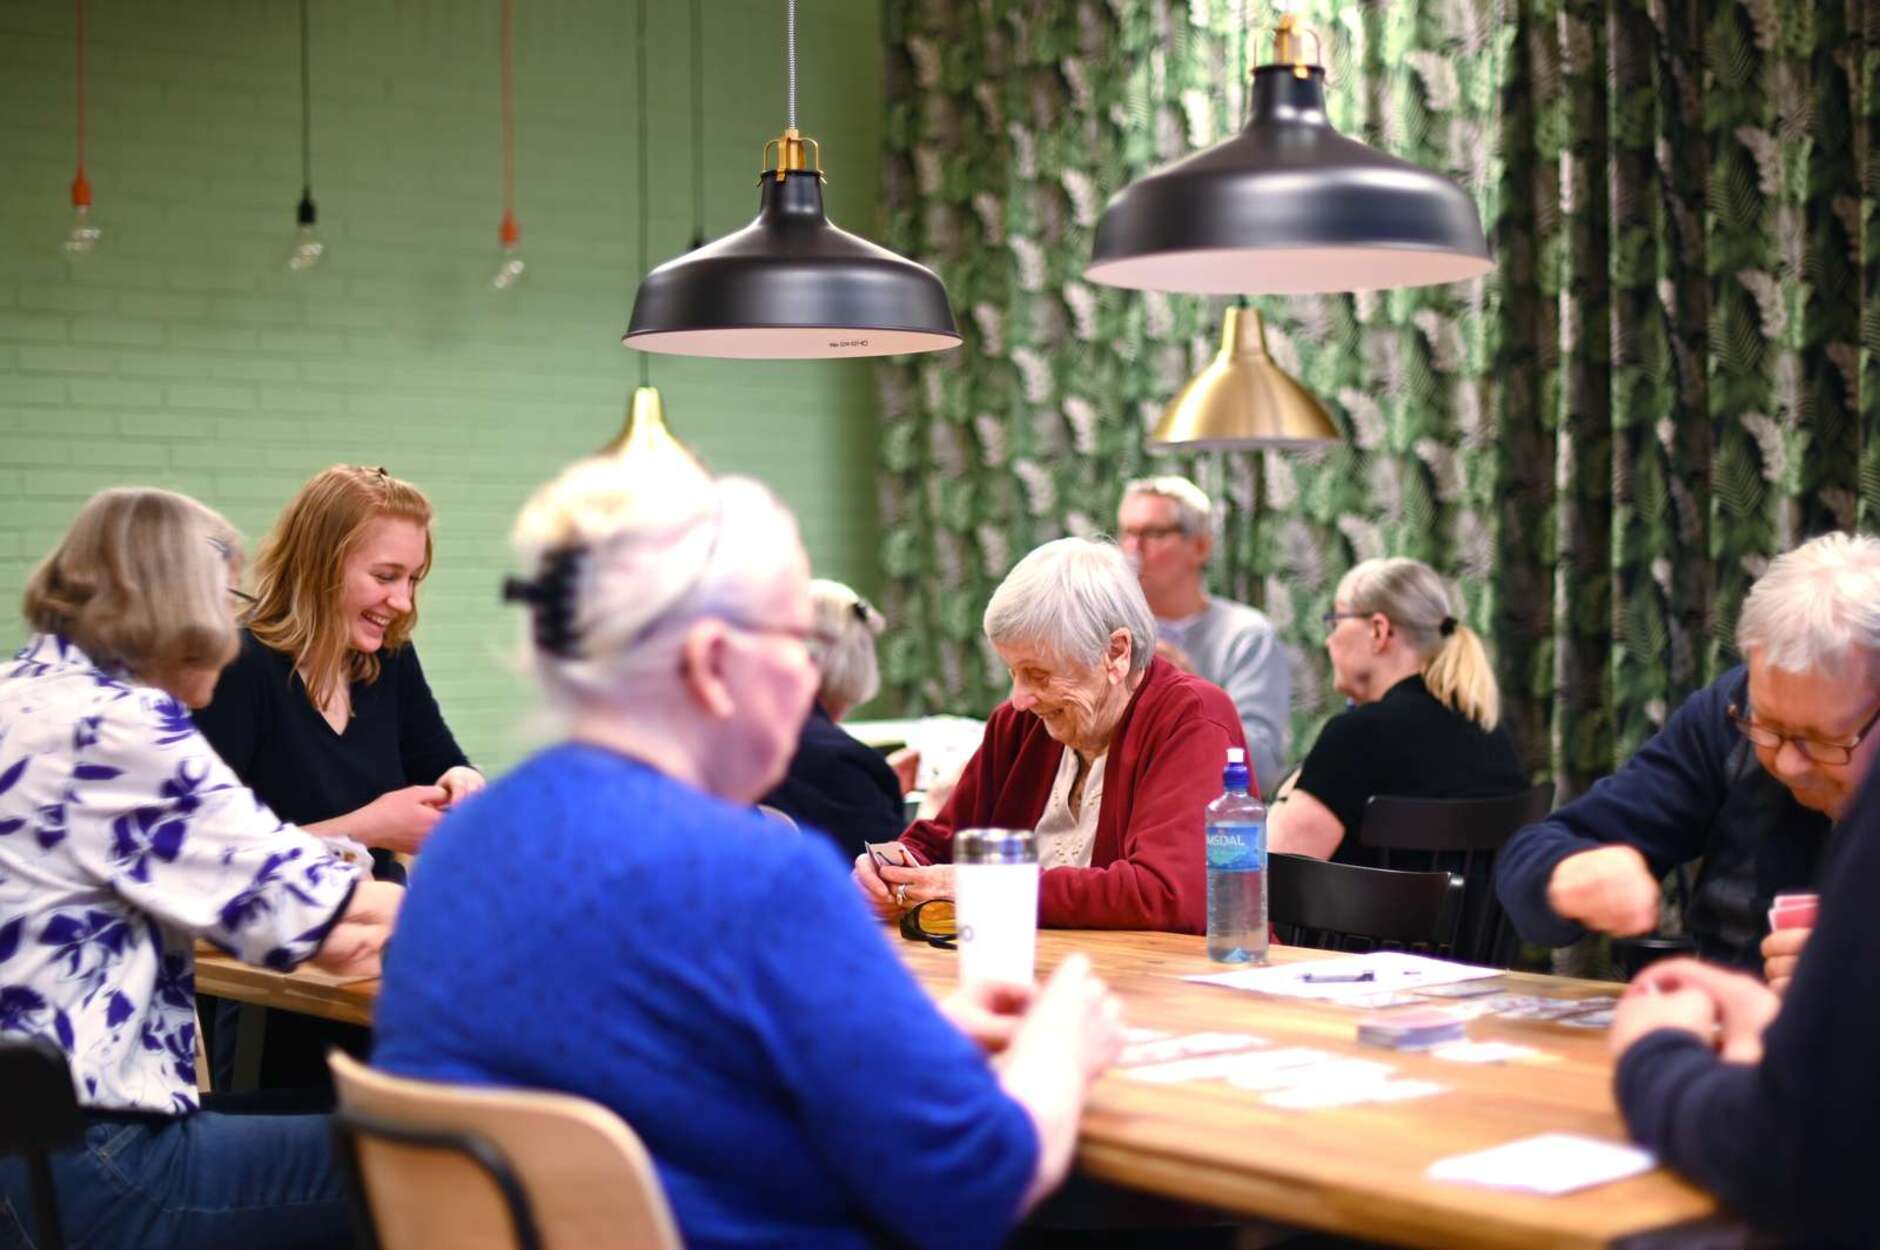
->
xmin=0 ymin=0 xmax=889 ymax=771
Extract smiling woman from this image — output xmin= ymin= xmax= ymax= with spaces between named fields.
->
xmin=190 ymin=465 xmax=481 ymax=1090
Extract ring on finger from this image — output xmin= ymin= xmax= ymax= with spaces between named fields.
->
xmin=895 ymin=884 xmax=909 ymax=906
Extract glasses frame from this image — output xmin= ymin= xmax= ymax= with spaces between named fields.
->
xmin=228 ymin=586 xmax=259 ymax=607
xmin=898 ymin=897 xmax=957 ymax=950
xmin=1117 ymin=523 xmax=1188 ymax=544
xmin=1319 ymin=610 xmax=1370 ymax=630
xmin=1727 ymin=699 xmax=1880 ymax=766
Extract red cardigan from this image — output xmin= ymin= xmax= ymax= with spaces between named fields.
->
xmin=899 ymin=658 xmax=1247 ymax=934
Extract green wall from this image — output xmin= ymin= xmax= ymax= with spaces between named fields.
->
xmin=0 ymin=0 xmax=887 ymax=772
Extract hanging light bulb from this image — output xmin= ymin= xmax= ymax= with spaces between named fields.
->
xmin=490 ymin=0 xmax=525 ymax=292
xmin=284 ymin=0 xmax=326 ymax=272
xmin=62 ymin=0 xmax=98 ymax=257
xmin=492 ymin=211 xmax=525 ymax=289
xmin=64 ymin=171 xmax=99 ymax=256
xmin=286 ymin=189 xmax=324 ymax=271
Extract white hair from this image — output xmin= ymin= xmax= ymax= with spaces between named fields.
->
xmin=1735 ymin=532 xmax=1880 ymax=677
xmin=510 ymin=447 xmax=803 ymax=711
xmin=808 ymin=578 xmax=884 ymax=712
xmin=983 ymin=537 xmax=1157 ymax=675
xmin=1122 ymin=474 xmax=1213 ymax=539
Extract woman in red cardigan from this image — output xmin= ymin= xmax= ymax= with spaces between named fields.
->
xmin=853 ymin=537 xmax=1247 ymax=934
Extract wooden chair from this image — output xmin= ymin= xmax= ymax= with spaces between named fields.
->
xmin=1356 ymin=784 xmax=1553 ymax=965
xmin=1268 ymin=852 xmax=1464 ymax=954
xmin=328 ymin=1051 xmax=681 ymax=1250
xmin=0 ymin=1039 xmax=84 ymax=1250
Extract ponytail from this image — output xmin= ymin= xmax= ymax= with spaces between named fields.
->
xmin=1423 ymin=623 xmax=1500 ymax=731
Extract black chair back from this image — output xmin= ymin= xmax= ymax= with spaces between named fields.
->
xmin=0 ymin=1039 xmax=84 ymax=1250
xmin=1356 ymin=784 xmax=1553 ymax=965
xmin=334 ymin=1108 xmax=544 ymax=1250
xmin=1268 ymin=852 xmax=1464 ymax=954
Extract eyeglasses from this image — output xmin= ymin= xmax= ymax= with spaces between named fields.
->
xmin=1320 ymin=611 xmax=1369 ymax=630
xmin=898 ymin=898 xmax=957 ymax=950
xmin=228 ymin=587 xmax=259 ymax=607
xmin=1118 ymin=524 xmax=1186 ymax=544
xmin=728 ymin=621 xmax=841 ymax=652
xmin=1727 ymin=700 xmax=1880 ymax=766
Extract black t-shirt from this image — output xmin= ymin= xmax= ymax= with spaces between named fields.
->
xmin=192 ymin=628 xmax=472 ymax=880
xmin=1292 ymin=673 xmax=1527 ymax=860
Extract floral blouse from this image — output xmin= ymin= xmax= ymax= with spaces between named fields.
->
xmin=0 ymin=634 xmax=362 ymax=1114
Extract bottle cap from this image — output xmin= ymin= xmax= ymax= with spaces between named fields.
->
xmin=1227 ymin=747 xmax=1245 ymax=764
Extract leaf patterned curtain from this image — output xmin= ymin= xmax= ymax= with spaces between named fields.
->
xmin=876 ymin=0 xmax=1880 ymax=798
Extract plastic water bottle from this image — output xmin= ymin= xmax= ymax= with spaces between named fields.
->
xmin=1206 ymin=747 xmax=1268 ymax=964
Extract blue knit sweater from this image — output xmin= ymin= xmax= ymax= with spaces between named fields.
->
xmin=373 ymin=744 xmax=1038 ymax=1250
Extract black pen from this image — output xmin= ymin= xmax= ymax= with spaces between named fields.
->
xmin=1299 ymin=970 xmax=1375 ymax=984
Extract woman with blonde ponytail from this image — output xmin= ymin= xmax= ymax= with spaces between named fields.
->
xmin=1269 ymin=557 xmax=1527 ymax=861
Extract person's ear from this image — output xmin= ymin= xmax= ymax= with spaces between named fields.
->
xmin=1370 ymin=613 xmax=1391 ymax=652
xmin=1191 ymin=532 xmax=1214 ymax=566
xmin=678 ymin=620 xmax=737 ymax=719
xmin=1107 ymin=629 xmax=1133 ymax=683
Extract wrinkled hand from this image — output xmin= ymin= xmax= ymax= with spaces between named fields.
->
xmin=879 ymin=861 xmax=954 ymax=914
xmin=852 ymin=842 xmax=916 ymax=915
xmin=940 ymin=980 xmax=1035 ymax=1053
xmin=1609 ymin=987 xmax=1716 ymax=1057
xmin=355 ymin=785 xmax=450 ymax=854
xmin=1546 ymin=845 xmax=1660 ymax=937
xmin=1759 ymin=926 xmax=1809 ymax=994
xmin=436 ymin=766 xmax=486 ymax=808
xmin=1153 ymin=638 xmax=1194 ymax=673
xmin=1625 ymin=957 xmax=1780 ymax=1064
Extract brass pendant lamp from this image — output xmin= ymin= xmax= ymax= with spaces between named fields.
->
xmin=623 ymin=0 xmax=960 ymax=358
xmin=1148 ymin=306 xmax=1336 ymax=451
xmin=1088 ymin=15 xmax=1492 ymax=295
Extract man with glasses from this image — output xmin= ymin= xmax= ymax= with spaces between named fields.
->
xmin=1498 ymin=532 xmax=1880 ymax=978
xmin=1117 ymin=476 xmax=1289 ymax=792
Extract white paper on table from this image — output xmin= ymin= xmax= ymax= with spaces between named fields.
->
xmin=1426 ymin=1133 xmax=1657 ymax=1195
xmin=1183 ymin=951 xmax=1503 ymax=1003
xmin=1115 ymin=1031 xmax=1267 ymax=1068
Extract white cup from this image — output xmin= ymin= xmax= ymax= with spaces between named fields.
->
xmin=954 ymin=828 xmax=1039 ymax=989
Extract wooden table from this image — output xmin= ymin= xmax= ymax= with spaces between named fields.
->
xmin=195 ymin=933 xmax=1740 ymax=1249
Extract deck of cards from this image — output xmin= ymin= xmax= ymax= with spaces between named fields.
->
xmin=1357 ymin=1006 xmax=1470 ymax=1050
xmin=1769 ymin=891 xmax=1818 ymax=931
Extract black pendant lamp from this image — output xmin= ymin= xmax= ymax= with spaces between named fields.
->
xmin=1087 ymin=16 xmax=1492 ymax=295
xmin=624 ymin=0 xmax=959 ymax=358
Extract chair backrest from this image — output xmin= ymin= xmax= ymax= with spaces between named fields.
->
xmin=1268 ymin=852 xmax=1464 ymax=954
xmin=1356 ymin=784 xmax=1553 ymax=964
xmin=0 ymin=1038 xmax=84 ymax=1250
xmin=329 ymin=1051 xmax=682 ymax=1250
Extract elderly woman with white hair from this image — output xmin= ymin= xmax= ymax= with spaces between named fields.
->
xmin=854 ymin=536 xmax=1246 ymax=934
xmin=758 ymin=579 xmax=908 ymax=849
xmin=370 ymin=429 xmax=1123 ymax=1250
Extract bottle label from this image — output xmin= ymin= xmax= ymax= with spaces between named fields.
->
xmin=1206 ymin=823 xmax=1265 ymax=871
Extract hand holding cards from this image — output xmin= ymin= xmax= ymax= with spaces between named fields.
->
xmin=1768 ymin=891 xmax=1818 ymax=930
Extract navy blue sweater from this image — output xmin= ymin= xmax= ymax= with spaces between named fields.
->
xmin=1615 ymin=763 xmax=1880 ymax=1243
xmin=1496 ymin=668 xmax=1829 ymax=969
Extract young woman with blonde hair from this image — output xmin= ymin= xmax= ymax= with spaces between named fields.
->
xmin=0 ymin=487 xmax=399 ymax=1250
xmin=192 ymin=464 xmax=479 ymax=1087
xmin=1268 ymin=556 xmax=1527 ymax=861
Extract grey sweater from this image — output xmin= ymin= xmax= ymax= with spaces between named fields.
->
xmin=1160 ymin=597 xmax=1290 ymax=794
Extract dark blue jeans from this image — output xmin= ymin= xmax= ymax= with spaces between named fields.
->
xmin=0 ymin=1107 xmax=351 ymax=1250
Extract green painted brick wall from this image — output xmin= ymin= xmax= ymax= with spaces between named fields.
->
xmin=0 ymin=0 xmax=889 ymax=772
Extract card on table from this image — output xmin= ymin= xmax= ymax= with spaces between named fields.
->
xmin=1426 ymin=1132 xmax=1656 ymax=1195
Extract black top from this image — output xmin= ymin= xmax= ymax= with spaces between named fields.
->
xmin=1615 ymin=762 xmax=1880 ymax=1243
xmin=192 ymin=628 xmax=471 ymax=881
xmin=760 ymin=702 xmax=906 ymax=855
xmin=1497 ymin=667 xmax=1829 ymax=970
xmin=1293 ymin=674 xmax=1528 ymax=861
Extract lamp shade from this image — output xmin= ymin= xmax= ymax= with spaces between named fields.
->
xmin=625 ymin=160 xmax=960 ymax=359
xmin=1087 ymin=62 xmax=1492 ymax=295
xmin=1148 ymin=307 xmax=1337 ymax=450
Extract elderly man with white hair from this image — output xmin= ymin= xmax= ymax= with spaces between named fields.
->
xmin=1498 ymin=532 xmax=1880 ymax=979
xmin=1119 ymin=476 xmax=1289 ymax=792
xmin=853 ymin=536 xmax=1247 ymax=934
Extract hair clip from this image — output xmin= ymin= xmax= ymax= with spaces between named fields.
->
xmin=501 ymin=545 xmax=586 ymax=658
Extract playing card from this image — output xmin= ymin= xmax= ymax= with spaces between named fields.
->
xmin=1769 ymin=892 xmax=1818 ymax=930
xmin=1412 ymin=980 xmax=1507 ymax=999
